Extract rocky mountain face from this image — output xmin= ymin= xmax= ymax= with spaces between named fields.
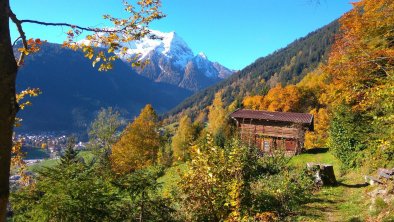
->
xmin=117 ymin=30 xmax=234 ymax=91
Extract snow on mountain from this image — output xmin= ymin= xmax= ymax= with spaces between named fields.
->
xmin=124 ymin=30 xmax=194 ymax=68
xmin=80 ymin=29 xmax=234 ymax=91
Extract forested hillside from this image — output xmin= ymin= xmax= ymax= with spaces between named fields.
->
xmin=164 ymin=21 xmax=339 ymax=121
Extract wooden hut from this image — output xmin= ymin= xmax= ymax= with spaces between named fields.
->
xmin=230 ymin=109 xmax=314 ymax=155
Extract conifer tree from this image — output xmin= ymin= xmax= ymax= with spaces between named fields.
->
xmin=60 ymin=136 xmax=79 ymax=167
xmin=111 ymin=104 xmax=160 ymax=174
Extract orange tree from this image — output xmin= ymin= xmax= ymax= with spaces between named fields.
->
xmin=0 ymin=1 xmax=163 ymax=220
xmin=325 ymin=0 xmax=394 ymax=167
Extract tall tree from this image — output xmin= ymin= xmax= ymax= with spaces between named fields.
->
xmin=325 ymin=0 xmax=394 ymax=166
xmin=0 ymin=1 xmax=163 ymax=219
xmin=111 ymin=104 xmax=160 ymax=174
xmin=172 ymin=115 xmax=194 ymax=162
xmin=88 ymin=107 xmax=122 ymax=167
xmin=207 ymin=92 xmax=228 ymax=146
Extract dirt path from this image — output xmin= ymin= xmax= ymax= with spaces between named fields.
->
xmin=297 ymin=173 xmax=370 ymax=221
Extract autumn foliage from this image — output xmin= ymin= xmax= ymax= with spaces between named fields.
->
xmin=172 ymin=115 xmax=195 ymax=162
xmin=111 ymin=104 xmax=160 ymax=174
xmin=243 ymin=84 xmax=301 ymax=113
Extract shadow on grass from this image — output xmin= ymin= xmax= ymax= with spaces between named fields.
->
xmin=337 ymin=181 xmax=369 ymax=189
xmin=296 ymin=197 xmax=341 ymax=219
xmin=348 ymin=217 xmax=363 ymax=222
xmin=304 ymin=148 xmax=329 ymax=154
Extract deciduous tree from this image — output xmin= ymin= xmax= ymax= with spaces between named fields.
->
xmin=172 ymin=115 xmax=194 ymax=162
xmin=88 ymin=107 xmax=123 ymax=167
xmin=325 ymin=0 xmax=394 ymax=166
xmin=207 ymin=92 xmax=229 ymax=146
xmin=111 ymin=104 xmax=160 ymax=174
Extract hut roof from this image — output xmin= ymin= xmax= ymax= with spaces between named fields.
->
xmin=230 ymin=109 xmax=314 ymax=125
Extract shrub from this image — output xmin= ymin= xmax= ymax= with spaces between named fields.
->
xmin=250 ymin=168 xmax=315 ymax=217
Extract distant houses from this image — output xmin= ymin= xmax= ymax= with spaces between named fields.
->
xmin=230 ymin=109 xmax=314 ymax=155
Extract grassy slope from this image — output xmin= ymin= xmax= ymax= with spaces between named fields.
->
xmin=158 ymin=163 xmax=188 ymax=198
xmin=27 ymin=148 xmax=388 ymax=221
xmin=157 ymin=150 xmax=374 ymax=221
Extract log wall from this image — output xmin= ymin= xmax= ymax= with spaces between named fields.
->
xmin=238 ymin=122 xmax=305 ymax=155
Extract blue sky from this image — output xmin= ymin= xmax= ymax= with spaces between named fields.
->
xmin=10 ymin=0 xmax=353 ymax=70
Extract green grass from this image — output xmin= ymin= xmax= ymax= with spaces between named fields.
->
xmin=290 ymin=149 xmax=373 ymax=222
xmin=157 ymin=163 xmax=188 ymax=198
xmin=28 ymin=150 xmax=94 ymax=172
xmin=28 ymin=158 xmax=59 ymax=172
xmin=289 ymin=149 xmax=342 ymax=174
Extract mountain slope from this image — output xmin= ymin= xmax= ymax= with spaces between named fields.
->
xmin=164 ymin=21 xmax=339 ymax=121
xmin=16 ymin=43 xmax=192 ymax=134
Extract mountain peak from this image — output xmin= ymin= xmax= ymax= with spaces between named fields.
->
xmin=80 ymin=29 xmax=234 ymax=91
xmin=197 ymin=52 xmax=208 ymax=59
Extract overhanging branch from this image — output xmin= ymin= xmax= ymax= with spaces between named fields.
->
xmin=20 ymin=20 xmax=126 ymax=33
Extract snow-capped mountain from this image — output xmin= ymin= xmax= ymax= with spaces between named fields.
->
xmin=118 ymin=30 xmax=234 ymax=91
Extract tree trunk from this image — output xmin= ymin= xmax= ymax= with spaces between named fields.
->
xmin=307 ymin=163 xmax=337 ymax=186
xmin=0 ymin=0 xmax=18 ymax=221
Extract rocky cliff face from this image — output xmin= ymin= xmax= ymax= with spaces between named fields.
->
xmin=117 ymin=30 xmax=234 ymax=91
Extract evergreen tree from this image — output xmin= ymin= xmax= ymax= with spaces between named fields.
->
xmin=60 ymin=136 xmax=79 ymax=167
xmin=11 ymin=162 xmax=120 ymax=222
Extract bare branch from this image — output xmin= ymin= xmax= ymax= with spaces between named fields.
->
xmin=8 ymin=8 xmax=27 ymax=66
xmin=20 ymin=20 xmax=127 ymax=33
xmin=12 ymin=37 xmax=22 ymax=47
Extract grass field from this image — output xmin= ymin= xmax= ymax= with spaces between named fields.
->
xmin=28 ymin=150 xmax=94 ymax=172
xmin=157 ymin=163 xmax=188 ymax=198
xmin=24 ymin=147 xmax=390 ymax=221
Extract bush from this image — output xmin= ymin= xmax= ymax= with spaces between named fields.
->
xmin=250 ymin=168 xmax=315 ymax=217
xmin=257 ymin=148 xmax=290 ymax=175
xmin=329 ymin=105 xmax=370 ymax=169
